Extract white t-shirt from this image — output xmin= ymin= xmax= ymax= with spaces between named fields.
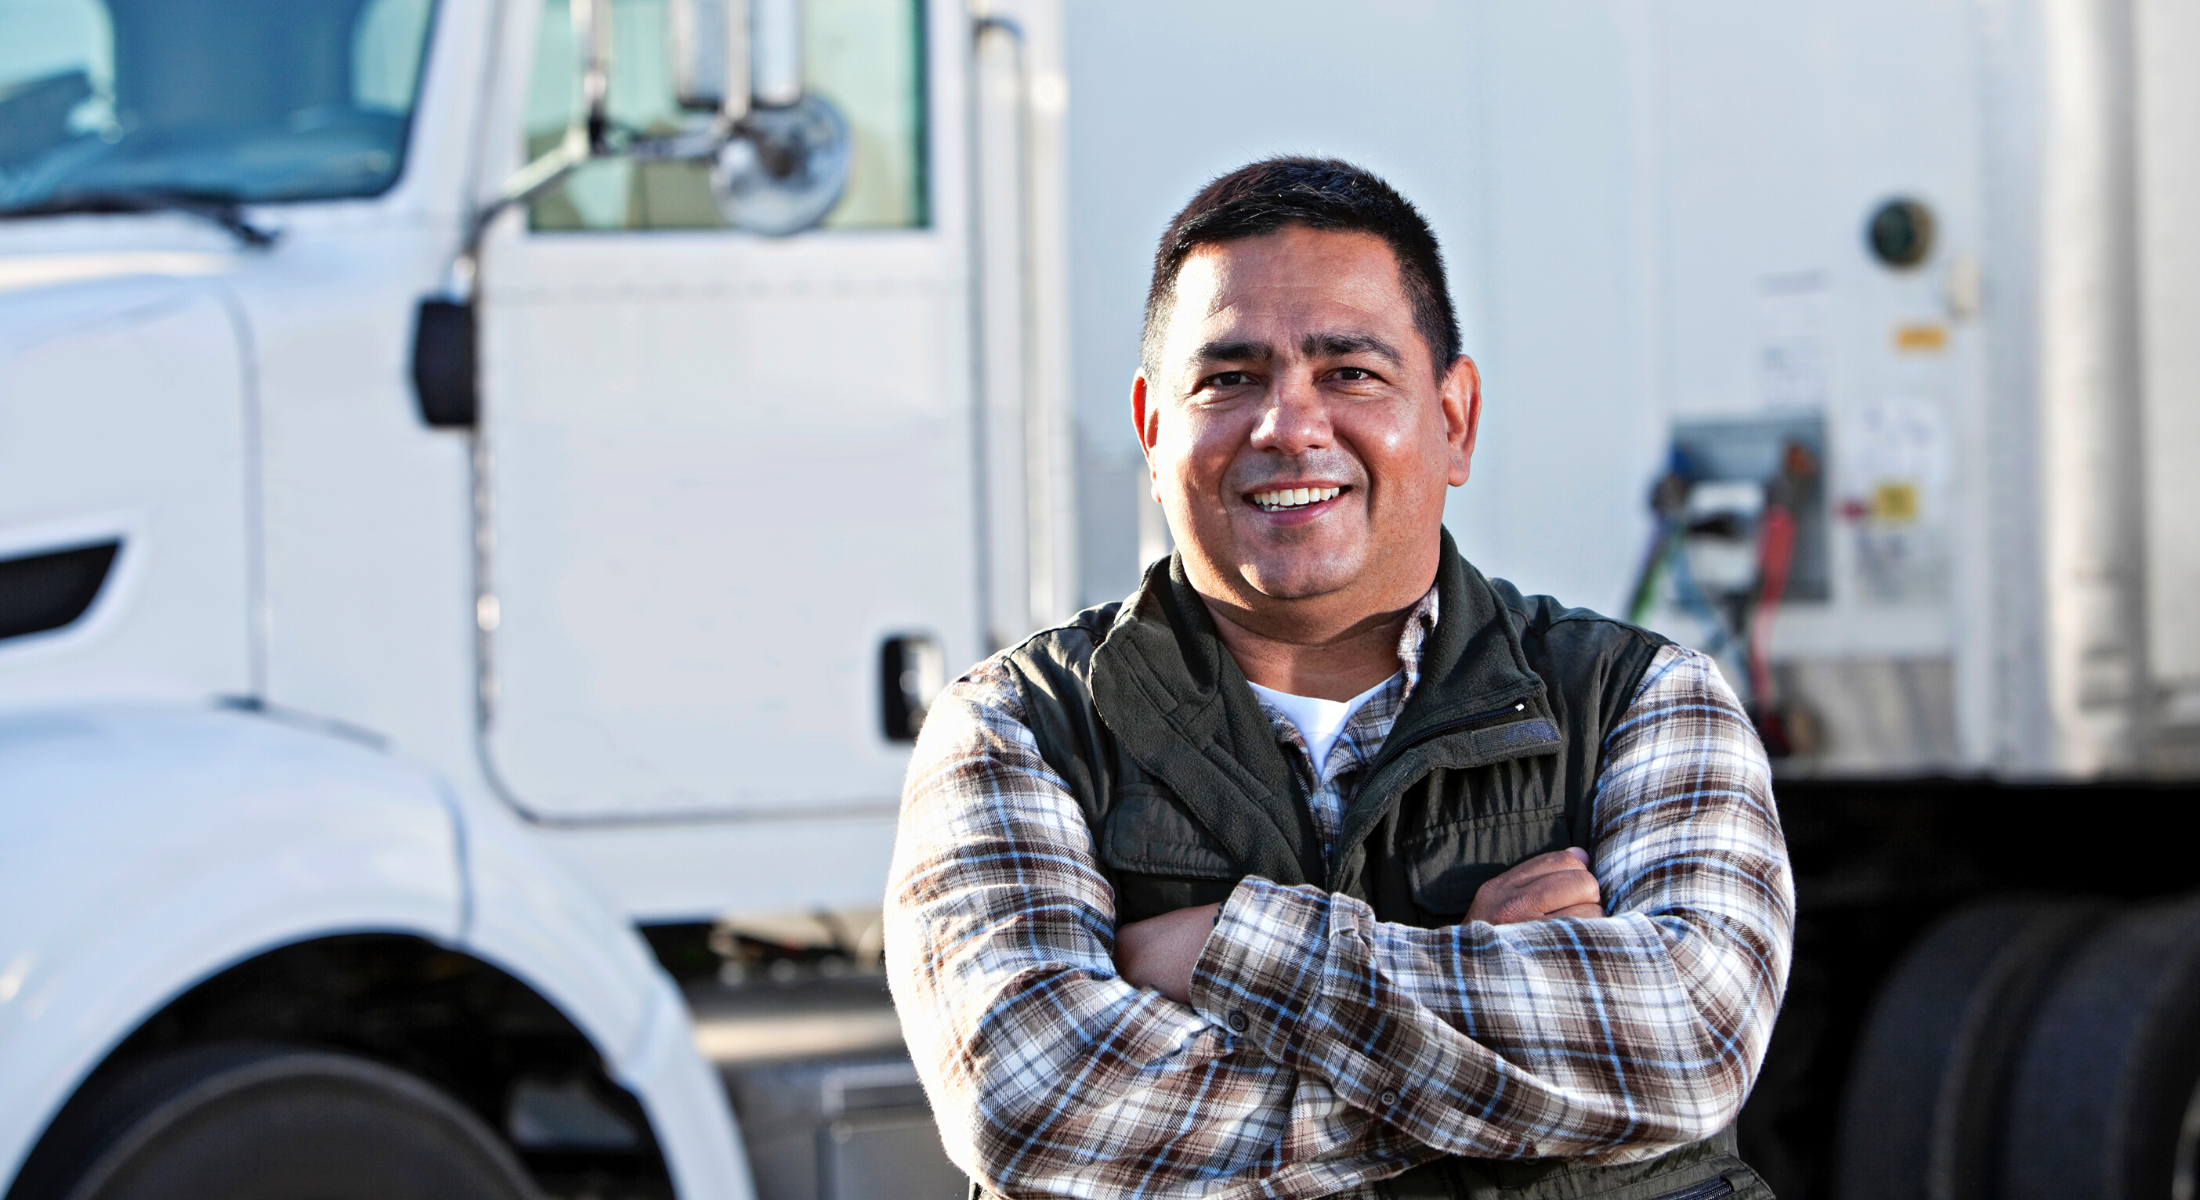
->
xmin=1247 ymin=673 xmax=1400 ymax=779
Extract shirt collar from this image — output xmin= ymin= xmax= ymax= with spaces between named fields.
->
xmin=1394 ymin=585 xmax=1442 ymax=705
xmin=1250 ymin=583 xmax=1444 ymax=788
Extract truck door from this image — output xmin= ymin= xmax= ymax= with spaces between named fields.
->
xmin=473 ymin=0 xmax=985 ymax=822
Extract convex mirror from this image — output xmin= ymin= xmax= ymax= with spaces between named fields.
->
xmin=665 ymin=0 xmax=850 ymax=234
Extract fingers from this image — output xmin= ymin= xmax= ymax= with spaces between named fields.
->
xmin=1488 ymin=867 xmax=1601 ymax=925
xmin=1500 ymin=847 xmax=1595 ymax=885
xmin=1466 ymin=846 xmax=1605 ymax=926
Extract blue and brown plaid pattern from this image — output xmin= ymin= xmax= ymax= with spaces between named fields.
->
xmin=885 ymin=599 xmax=1792 ymax=1200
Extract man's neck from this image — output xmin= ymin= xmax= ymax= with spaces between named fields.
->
xmin=1200 ymin=591 xmax=1423 ymax=702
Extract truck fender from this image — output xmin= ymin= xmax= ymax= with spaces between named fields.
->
xmin=0 ymin=704 xmax=462 ymax=1187
xmin=455 ymin=789 xmax=754 ymax=1200
xmin=0 ymin=703 xmax=753 ymax=1200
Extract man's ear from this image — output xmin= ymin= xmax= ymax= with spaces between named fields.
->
xmin=1443 ymin=354 xmax=1483 ymax=487
xmin=1131 ymin=372 xmax=1161 ymax=462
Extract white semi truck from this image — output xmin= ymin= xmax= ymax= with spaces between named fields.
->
xmin=3 ymin=0 xmax=2197 ymax=1197
xmin=0 ymin=0 xmax=1064 ymax=1195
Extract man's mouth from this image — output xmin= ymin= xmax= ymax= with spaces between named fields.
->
xmin=1249 ymin=486 xmax=1343 ymax=512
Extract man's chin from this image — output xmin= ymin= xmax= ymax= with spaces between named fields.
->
xmin=1235 ymin=559 xmax=1366 ymax=604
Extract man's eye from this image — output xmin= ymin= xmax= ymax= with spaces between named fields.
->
xmin=1203 ymin=371 xmax=1253 ymax=389
xmin=1335 ymin=367 xmax=1376 ymax=381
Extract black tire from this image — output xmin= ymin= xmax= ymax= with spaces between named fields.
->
xmin=12 ymin=1042 xmax=541 ymax=1200
xmin=2002 ymin=897 xmax=2200 ymax=1200
xmin=1831 ymin=899 xmax=2104 ymax=1200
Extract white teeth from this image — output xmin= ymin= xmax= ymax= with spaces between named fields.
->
xmin=1252 ymin=486 xmax=1342 ymax=510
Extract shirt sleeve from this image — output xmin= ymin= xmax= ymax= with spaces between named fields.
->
xmin=1186 ymin=644 xmax=1794 ymax=1162
xmin=884 ymin=660 xmax=1435 ymax=1200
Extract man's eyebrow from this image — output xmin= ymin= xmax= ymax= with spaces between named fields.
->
xmin=1303 ymin=332 xmax=1404 ymax=365
xmin=1194 ymin=339 xmax=1274 ymax=365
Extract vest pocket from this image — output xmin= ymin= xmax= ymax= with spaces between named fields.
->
xmin=1100 ymin=784 xmax=1243 ymax=924
xmin=1099 ymin=783 xmax=1238 ymax=880
xmin=1402 ymin=807 xmax=1570 ymax=916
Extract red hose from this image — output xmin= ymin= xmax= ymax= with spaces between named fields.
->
xmin=1748 ymin=503 xmax=1795 ymax=708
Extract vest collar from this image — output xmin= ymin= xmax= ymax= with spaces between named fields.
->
xmin=1327 ymin=534 xmax=1562 ymax=881
xmin=1386 ymin=528 xmax=1550 ymax=746
xmin=1087 ymin=530 xmax=1552 ymax=888
xmin=1090 ymin=552 xmax=1320 ymax=885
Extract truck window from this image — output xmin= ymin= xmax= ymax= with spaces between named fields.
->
xmin=0 ymin=0 xmax=436 ymax=208
xmin=522 ymin=0 xmax=927 ymax=231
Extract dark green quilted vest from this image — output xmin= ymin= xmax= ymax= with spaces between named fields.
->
xmin=996 ymin=532 xmax=1772 ymax=1200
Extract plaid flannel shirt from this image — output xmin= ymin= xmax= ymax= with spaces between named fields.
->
xmin=885 ymin=591 xmax=1792 ymax=1200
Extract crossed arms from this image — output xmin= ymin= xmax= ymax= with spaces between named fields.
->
xmin=884 ymin=646 xmax=1792 ymax=1200
xmin=1114 ymin=846 xmax=1602 ymax=1004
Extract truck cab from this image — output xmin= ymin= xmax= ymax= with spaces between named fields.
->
xmin=0 ymin=0 xmax=1064 ymax=1195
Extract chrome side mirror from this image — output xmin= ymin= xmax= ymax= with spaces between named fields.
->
xmin=670 ymin=0 xmax=749 ymax=118
xmin=748 ymin=0 xmax=802 ymax=107
xmin=707 ymin=0 xmax=849 ymax=235
xmin=710 ymin=95 xmax=848 ymax=235
xmin=482 ymin=0 xmax=848 ymax=248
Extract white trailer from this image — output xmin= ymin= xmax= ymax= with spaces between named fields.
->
xmin=0 ymin=0 xmax=1067 ymax=1195
xmin=1065 ymin=0 xmax=2198 ymax=785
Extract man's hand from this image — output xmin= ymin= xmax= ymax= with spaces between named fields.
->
xmin=1467 ymin=847 xmax=1604 ymax=925
xmin=1115 ymin=903 xmax=1221 ymax=1003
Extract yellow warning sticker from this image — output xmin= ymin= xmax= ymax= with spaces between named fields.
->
xmin=1871 ymin=480 xmax=1921 ymax=522
xmin=1894 ymin=322 xmax=1949 ymax=352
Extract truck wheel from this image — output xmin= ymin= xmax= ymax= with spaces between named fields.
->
xmin=2002 ymin=897 xmax=2200 ymax=1200
xmin=16 ymin=1042 xmax=541 ymax=1200
xmin=1832 ymin=899 xmax=2104 ymax=1200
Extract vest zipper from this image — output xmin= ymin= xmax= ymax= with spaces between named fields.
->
xmin=1359 ymin=696 xmax=1543 ymax=779
xmin=1325 ymin=697 xmax=1552 ymax=890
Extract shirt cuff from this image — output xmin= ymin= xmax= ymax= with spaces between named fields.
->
xmin=1187 ymin=876 xmax=1345 ymax=1054
xmin=1189 ymin=878 xmax=1438 ymax=1131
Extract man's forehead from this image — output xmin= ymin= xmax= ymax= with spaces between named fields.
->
xmin=1164 ymin=229 xmax=1417 ymax=361
xmin=1176 ymin=227 xmax=1400 ymax=298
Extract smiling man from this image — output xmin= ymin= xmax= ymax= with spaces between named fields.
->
xmin=887 ymin=159 xmax=1792 ymax=1200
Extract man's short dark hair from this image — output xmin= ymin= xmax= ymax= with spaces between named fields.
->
xmin=1140 ymin=157 xmax=1461 ymax=379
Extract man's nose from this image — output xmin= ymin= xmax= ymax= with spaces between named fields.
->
xmin=1249 ymin=370 xmax=1332 ymax=453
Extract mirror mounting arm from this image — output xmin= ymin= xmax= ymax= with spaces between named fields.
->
xmin=445 ymin=0 xmax=617 ymax=298
xmin=447 ymin=0 xmax=850 ymax=301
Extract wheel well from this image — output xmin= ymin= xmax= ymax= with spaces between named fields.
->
xmin=14 ymin=935 xmax=674 ymax=1200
